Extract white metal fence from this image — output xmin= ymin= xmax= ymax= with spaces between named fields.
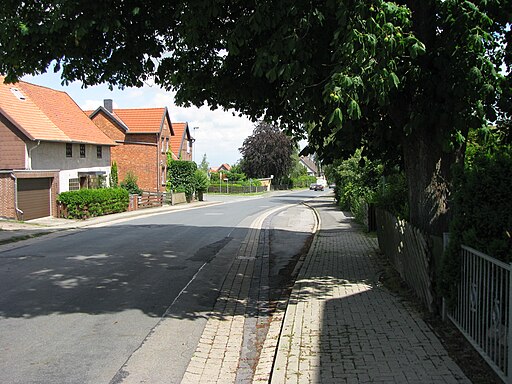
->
xmin=447 ymin=245 xmax=511 ymax=383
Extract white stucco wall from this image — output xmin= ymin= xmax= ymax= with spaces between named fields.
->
xmin=30 ymin=142 xmax=112 ymax=192
xmin=58 ymin=167 xmax=111 ymax=192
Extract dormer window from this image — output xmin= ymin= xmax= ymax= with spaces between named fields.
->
xmin=10 ymin=87 xmax=26 ymax=101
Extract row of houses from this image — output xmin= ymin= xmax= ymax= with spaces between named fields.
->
xmin=0 ymin=77 xmax=194 ymax=221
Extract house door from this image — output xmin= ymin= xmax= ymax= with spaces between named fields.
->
xmin=80 ymin=176 xmax=89 ymax=189
xmin=17 ymin=178 xmax=51 ymax=220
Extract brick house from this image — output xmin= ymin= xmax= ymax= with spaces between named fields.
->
xmin=170 ymin=122 xmax=195 ymax=161
xmin=87 ymin=100 xmax=174 ymax=192
xmin=0 ymin=77 xmax=115 ymax=220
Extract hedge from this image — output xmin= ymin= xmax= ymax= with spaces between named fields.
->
xmin=57 ymin=188 xmax=129 ymax=219
xmin=441 ymin=148 xmax=512 ymax=305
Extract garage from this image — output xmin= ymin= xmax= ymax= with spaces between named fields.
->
xmin=17 ymin=178 xmax=51 ymax=220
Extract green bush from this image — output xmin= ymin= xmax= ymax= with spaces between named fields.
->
xmin=330 ymin=149 xmax=381 ymax=223
xmin=441 ymin=147 xmax=512 ymax=305
xmin=58 ymin=188 xmax=129 ymax=219
xmin=167 ymin=160 xmax=197 ymax=197
xmin=374 ymin=172 xmax=409 ymax=219
xmin=194 ymin=170 xmax=210 ymax=192
xmin=120 ymin=171 xmax=142 ymax=195
xmin=291 ymin=175 xmax=317 ymax=188
xmin=110 ymin=161 xmax=119 ymax=187
xmin=328 ymin=149 xmax=408 ymax=224
xmin=450 ymin=150 xmax=512 ymax=261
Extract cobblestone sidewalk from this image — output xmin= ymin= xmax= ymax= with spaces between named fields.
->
xmin=271 ymin=198 xmax=470 ymax=383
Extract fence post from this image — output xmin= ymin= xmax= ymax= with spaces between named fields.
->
xmin=441 ymin=233 xmax=451 ymax=322
xmin=508 ymin=262 xmax=512 ymax=383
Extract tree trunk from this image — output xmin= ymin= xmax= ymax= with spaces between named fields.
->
xmin=402 ymin=124 xmax=455 ymax=237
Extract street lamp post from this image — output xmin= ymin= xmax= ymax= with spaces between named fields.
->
xmin=193 ymin=126 xmax=199 ymax=163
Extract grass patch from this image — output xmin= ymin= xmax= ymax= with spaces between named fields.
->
xmin=0 ymin=231 xmax=53 ymax=246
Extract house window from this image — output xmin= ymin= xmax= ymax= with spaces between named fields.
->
xmin=80 ymin=144 xmax=86 ymax=158
xmin=10 ymin=87 xmax=26 ymax=101
xmin=97 ymin=146 xmax=102 ymax=159
xmin=166 ymin=138 xmax=169 ymax=152
xmin=162 ymin=167 xmax=166 ymax=185
xmin=66 ymin=143 xmax=73 ymax=157
xmin=69 ymin=178 xmax=80 ymax=191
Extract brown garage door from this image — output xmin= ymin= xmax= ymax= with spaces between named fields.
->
xmin=17 ymin=178 xmax=51 ymax=220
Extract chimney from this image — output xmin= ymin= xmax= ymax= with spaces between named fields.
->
xmin=104 ymin=99 xmax=113 ymax=112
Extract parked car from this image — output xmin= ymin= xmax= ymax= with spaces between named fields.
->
xmin=309 ymin=183 xmax=324 ymax=191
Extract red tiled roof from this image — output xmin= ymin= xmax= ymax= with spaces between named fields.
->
xmin=0 ymin=76 xmax=114 ymax=145
xmin=170 ymin=122 xmax=188 ymax=154
xmin=112 ymin=108 xmax=167 ymax=133
xmin=210 ymin=163 xmax=232 ymax=172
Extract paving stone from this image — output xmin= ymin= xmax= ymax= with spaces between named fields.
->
xmin=269 ymin=197 xmax=470 ymax=384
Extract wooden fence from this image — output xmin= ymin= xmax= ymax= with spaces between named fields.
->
xmin=375 ymin=208 xmax=435 ymax=312
xmin=208 ymin=185 xmax=267 ymax=194
xmin=128 ymin=191 xmax=187 ymax=211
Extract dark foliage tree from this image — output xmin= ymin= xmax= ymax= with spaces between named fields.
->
xmin=239 ymin=122 xmax=294 ymax=183
xmin=1 ymin=1 xmax=511 ymax=235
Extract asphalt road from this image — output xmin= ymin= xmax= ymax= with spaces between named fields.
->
xmin=0 ymin=189 xmax=328 ymax=383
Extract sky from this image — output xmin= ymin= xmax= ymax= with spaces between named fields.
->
xmin=21 ymin=72 xmax=257 ymax=168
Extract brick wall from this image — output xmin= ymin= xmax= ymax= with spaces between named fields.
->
xmin=160 ymin=118 xmax=172 ymax=188
xmin=90 ymin=113 xmax=126 ymax=142
xmin=0 ymin=174 xmax=15 ymax=219
xmin=114 ymin=140 xmax=159 ymax=192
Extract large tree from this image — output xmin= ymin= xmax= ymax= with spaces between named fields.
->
xmin=239 ymin=122 xmax=294 ymax=183
xmin=1 ymin=1 xmax=510 ymax=235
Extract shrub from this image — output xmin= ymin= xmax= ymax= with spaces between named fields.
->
xmin=58 ymin=188 xmax=129 ymax=219
xmin=110 ymin=161 xmax=119 ymax=187
xmin=120 ymin=171 xmax=142 ymax=195
xmin=330 ymin=149 xmax=382 ymax=223
xmin=194 ymin=170 xmax=210 ymax=192
xmin=291 ymin=175 xmax=317 ymax=188
xmin=167 ymin=160 xmax=197 ymax=198
xmin=374 ymin=172 xmax=409 ymax=219
xmin=441 ymin=147 xmax=512 ymax=305
xmin=450 ymin=149 xmax=512 ymax=261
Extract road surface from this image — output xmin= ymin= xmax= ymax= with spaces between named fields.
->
xmin=0 ymin=189 xmax=327 ymax=383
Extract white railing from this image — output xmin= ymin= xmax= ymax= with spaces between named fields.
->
xmin=447 ymin=245 xmax=512 ymax=383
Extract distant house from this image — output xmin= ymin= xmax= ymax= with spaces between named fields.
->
xmin=299 ymin=156 xmax=319 ymax=176
xmin=87 ymin=100 xmax=174 ymax=193
xmin=210 ymin=163 xmax=232 ymax=174
xmin=170 ymin=122 xmax=195 ymax=161
xmin=0 ymin=77 xmax=115 ymax=220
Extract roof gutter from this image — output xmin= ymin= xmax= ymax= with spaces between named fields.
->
xmin=27 ymin=140 xmax=41 ymax=170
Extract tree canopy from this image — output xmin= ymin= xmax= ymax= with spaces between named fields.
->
xmin=1 ymin=1 xmax=511 ymax=235
xmin=239 ymin=122 xmax=294 ymax=183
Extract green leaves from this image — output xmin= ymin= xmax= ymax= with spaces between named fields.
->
xmin=389 ymin=72 xmax=400 ymax=89
xmin=18 ymin=22 xmax=29 ymax=36
xmin=347 ymin=100 xmax=362 ymax=120
xmin=409 ymin=41 xmax=426 ymax=59
xmin=167 ymin=160 xmax=198 ymax=197
xmin=329 ymin=107 xmax=343 ymax=128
